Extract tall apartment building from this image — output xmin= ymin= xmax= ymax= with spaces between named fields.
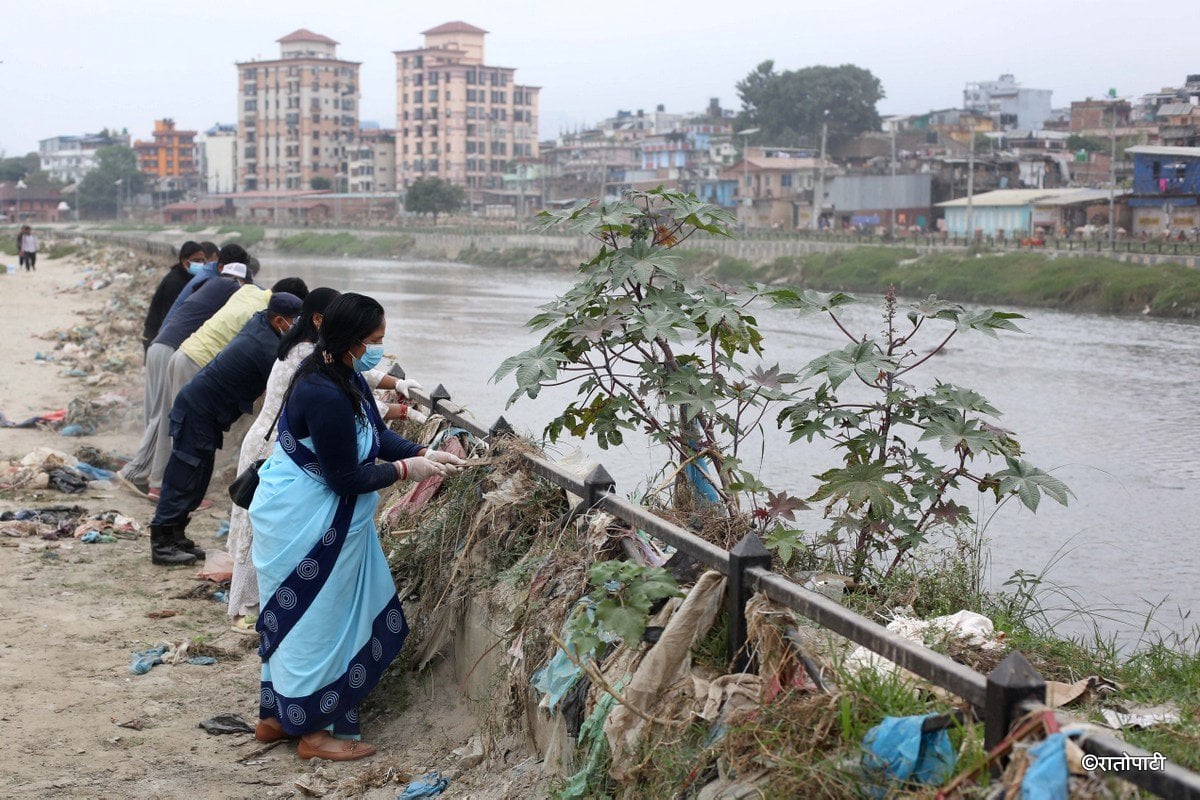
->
xmin=38 ymin=131 xmax=130 ymax=184
xmin=964 ymin=74 xmax=1053 ymax=131
xmin=236 ymin=29 xmax=360 ymax=192
xmin=134 ymin=119 xmax=198 ymax=182
xmin=200 ymin=123 xmax=238 ymax=193
xmin=393 ymin=22 xmax=539 ymax=198
xmin=349 ymin=128 xmax=397 ymax=193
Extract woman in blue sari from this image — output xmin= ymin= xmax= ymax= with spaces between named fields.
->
xmin=249 ymin=293 xmax=464 ymax=761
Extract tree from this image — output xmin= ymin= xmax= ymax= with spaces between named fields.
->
xmin=404 ymin=178 xmax=465 ymax=224
xmin=310 ymin=176 xmax=332 ymax=190
xmin=736 ymin=61 xmax=884 ymax=146
xmin=77 ymin=146 xmax=144 ymax=219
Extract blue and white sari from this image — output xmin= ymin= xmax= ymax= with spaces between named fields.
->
xmin=249 ymin=398 xmax=408 ymax=737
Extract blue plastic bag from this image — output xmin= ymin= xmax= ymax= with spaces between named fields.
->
xmin=398 ymin=771 xmax=450 ymax=798
xmin=1022 ymin=732 xmax=1068 ymax=800
xmin=861 ymin=713 xmax=956 ymax=795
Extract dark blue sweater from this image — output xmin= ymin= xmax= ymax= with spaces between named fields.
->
xmin=175 ymin=310 xmax=279 ymax=433
xmin=153 ymin=275 xmax=240 ymax=350
xmin=285 ymin=367 xmax=423 ymax=496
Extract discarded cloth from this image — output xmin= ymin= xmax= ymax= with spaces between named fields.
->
xmin=80 ymin=531 xmax=116 ymax=544
xmin=0 ymin=409 xmax=67 ymax=429
xmin=130 ymin=644 xmax=170 ymax=675
xmin=397 ymin=771 xmax=450 ymax=798
xmin=47 ymin=468 xmax=89 ymax=494
xmin=531 ymin=640 xmax=584 ymax=714
xmin=73 ymin=462 xmax=116 ymax=481
xmin=197 ymin=714 xmax=254 ymax=735
xmin=1021 ymin=732 xmax=1068 ymax=800
xmin=861 ymin=713 xmax=956 ymax=796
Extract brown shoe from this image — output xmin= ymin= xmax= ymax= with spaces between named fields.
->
xmin=297 ymin=735 xmax=377 ymax=761
xmin=254 ymin=718 xmax=291 ymax=743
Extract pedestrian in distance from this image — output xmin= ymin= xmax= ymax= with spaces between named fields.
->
xmin=249 ymin=292 xmax=464 ymax=760
xmin=17 ymin=225 xmax=38 ymax=271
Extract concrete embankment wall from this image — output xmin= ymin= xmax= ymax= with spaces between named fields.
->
xmin=397 ymin=231 xmax=1200 ymax=269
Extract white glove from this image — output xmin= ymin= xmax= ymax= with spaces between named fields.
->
xmin=407 ymin=407 xmax=428 ymax=425
xmin=425 ymin=450 xmax=467 ymax=467
xmin=397 ymin=456 xmax=447 ymax=482
xmin=394 ymin=377 xmax=423 ymax=400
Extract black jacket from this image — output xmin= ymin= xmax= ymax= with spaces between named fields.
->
xmin=141 ymin=263 xmax=193 ymax=351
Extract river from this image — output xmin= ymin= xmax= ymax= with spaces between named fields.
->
xmin=267 ymin=256 xmax=1200 ymax=648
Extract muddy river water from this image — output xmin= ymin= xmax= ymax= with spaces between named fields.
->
xmin=269 ymin=256 xmax=1200 ymax=648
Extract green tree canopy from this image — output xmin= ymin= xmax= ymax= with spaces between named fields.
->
xmin=404 ymin=178 xmax=465 ymax=224
xmin=310 ymin=176 xmax=332 ymax=190
xmin=77 ymin=146 xmax=144 ymax=219
xmin=736 ymin=61 xmax=884 ymax=147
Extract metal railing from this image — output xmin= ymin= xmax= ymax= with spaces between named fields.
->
xmin=400 ymin=376 xmax=1200 ymax=799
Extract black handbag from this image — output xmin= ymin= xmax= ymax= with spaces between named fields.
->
xmin=228 ymin=405 xmax=284 ymax=509
xmin=228 ymin=458 xmax=265 ymax=509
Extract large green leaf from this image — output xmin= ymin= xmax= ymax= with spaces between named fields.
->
xmin=991 ymin=458 xmax=1072 ymax=511
xmin=764 ymin=287 xmax=860 ymax=317
xmin=956 ymin=309 xmax=1026 ymax=337
xmin=809 ymin=462 xmax=907 ymax=512
xmin=492 ymin=339 xmax=566 ymax=403
xmin=807 ymin=342 xmax=897 ymax=389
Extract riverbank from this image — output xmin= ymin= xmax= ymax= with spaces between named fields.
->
xmin=0 ymin=246 xmax=532 ymax=799
xmin=43 ymin=223 xmax=1200 ymax=319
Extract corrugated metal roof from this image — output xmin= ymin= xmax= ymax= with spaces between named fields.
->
xmin=938 ymin=188 xmax=1125 ymax=208
xmin=1126 ymin=145 xmax=1200 ymax=158
xmin=1156 ymin=103 xmax=1198 ymax=117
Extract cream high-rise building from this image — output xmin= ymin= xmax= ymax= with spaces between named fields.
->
xmin=393 ymin=22 xmax=539 ymax=199
xmin=236 ymin=29 xmax=360 ymax=192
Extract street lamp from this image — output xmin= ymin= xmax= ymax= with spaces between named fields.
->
xmin=114 ymin=179 xmax=123 ymax=221
xmin=16 ymin=179 xmax=26 ymax=223
xmin=1105 ymin=90 xmax=1128 ymax=248
xmin=736 ymin=128 xmax=759 ymax=232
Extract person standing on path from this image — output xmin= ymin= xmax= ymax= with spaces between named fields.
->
xmin=141 ymin=241 xmax=206 ymax=353
xmin=249 ymin=293 xmax=464 ymax=760
xmin=18 ymin=226 xmax=38 ymax=271
xmin=148 ymin=292 xmax=304 ymax=565
xmin=225 ymin=288 xmax=424 ymax=632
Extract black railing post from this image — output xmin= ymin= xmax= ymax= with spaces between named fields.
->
xmin=387 ymin=363 xmax=406 ymax=380
xmin=727 ymin=532 xmax=771 ymax=672
xmin=984 ymin=651 xmax=1045 ymax=751
xmin=582 ymin=464 xmax=615 ymax=508
xmin=488 ymin=415 xmax=514 ymax=438
xmin=428 ymin=383 xmax=451 ymax=415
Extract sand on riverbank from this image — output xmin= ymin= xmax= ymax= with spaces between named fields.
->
xmin=0 ymin=248 xmax=509 ymax=799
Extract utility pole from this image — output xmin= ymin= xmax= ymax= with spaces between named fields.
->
xmin=965 ymin=124 xmax=976 ymax=240
xmin=813 ymin=113 xmax=828 ymax=231
xmin=889 ymin=125 xmax=897 ymax=238
xmin=1108 ymin=90 xmax=1119 ymax=248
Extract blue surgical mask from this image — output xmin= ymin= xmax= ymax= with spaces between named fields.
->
xmin=186 ymin=262 xmax=204 ymax=275
xmin=353 ymin=343 xmax=385 ymax=372
xmin=205 ymin=260 xmax=217 ymax=270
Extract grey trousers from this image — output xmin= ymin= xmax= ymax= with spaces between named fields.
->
xmin=118 ymin=343 xmax=174 ymax=484
xmin=149 ymin=349 xmax=204 ymax=487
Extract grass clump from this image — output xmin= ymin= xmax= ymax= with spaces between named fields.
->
xmin=456 ymin=244 xmax=573 ymax=270
xmin=764 ymin=246 xmax=1200 ymax=317
xmin=275 ymin=231 xmax=416 ymax=258
xmin=216 ymin=224 xmax=265 ymax=249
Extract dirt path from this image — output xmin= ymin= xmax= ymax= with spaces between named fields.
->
xmin=0 ymin=249 xmax=541 ymax=799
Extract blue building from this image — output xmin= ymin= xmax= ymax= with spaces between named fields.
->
xmin=1125 ymin=145 xmax=1200 ymax=234
xmin=937 ymin=188 xmax=1121 ymax=236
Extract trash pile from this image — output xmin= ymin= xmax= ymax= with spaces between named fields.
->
xmin=0 ymin=446 xmax=120 ymax=494
xmin=0 ymin=504 xmax=140 ymax=541
xmin=374 ymin=416 xmax=1174 ymax=799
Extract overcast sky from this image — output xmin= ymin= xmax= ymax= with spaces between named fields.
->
xmin=1 ymin=0 xmax=1195 ymax=155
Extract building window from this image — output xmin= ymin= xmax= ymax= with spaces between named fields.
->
xmin=243 ymin=99 xmax=257 ymax=111
xmin=413 ymin=90 xmax=423 ymax=103
xmin=466 ymin=70 xmax=476 ymax=84
xmin=428 ymin=90 xmax=438 ymax=102
xmin=781 ymin=174 xmax=793 ymax=187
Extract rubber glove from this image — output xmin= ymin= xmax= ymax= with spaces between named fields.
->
xmin=394 ymin=377 xmax=423 ymax=399
xmin=425 ymin=450 xmax=466 ymax=467
xmin=397 ymin=456 xmax=447 ymax=482
xmin=407 ymin=407 xmax=428 ymax=425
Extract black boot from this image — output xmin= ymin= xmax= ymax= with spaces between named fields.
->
xmin=173 ymin=521 xmax=205 ymax=559
xmin=151 ymin=523 xmax=197 ymax=566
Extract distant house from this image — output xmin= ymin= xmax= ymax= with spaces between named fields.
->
xmin=937 ymin=188 xmax=1125 ymax=236
xmin=0 ymin=182 xmax=64 ymax=223
xmin=1125 ymin=145 xmax=1200 ymax=234
xmin=826 ymin=174 xmax=933 ymax=231
xmin=720 ymin=146 xmax=834 ymax=229
xmin=1155 ymin=104 xmax=1200 ymax=147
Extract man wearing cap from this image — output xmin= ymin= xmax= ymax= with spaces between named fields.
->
xmin=118 ymin=243 xmax=254 ymax=499
xmin=149 ymin=292 xmax=305 ymax=565
xmin=149 ymin=275 xmax=309 ymax=493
